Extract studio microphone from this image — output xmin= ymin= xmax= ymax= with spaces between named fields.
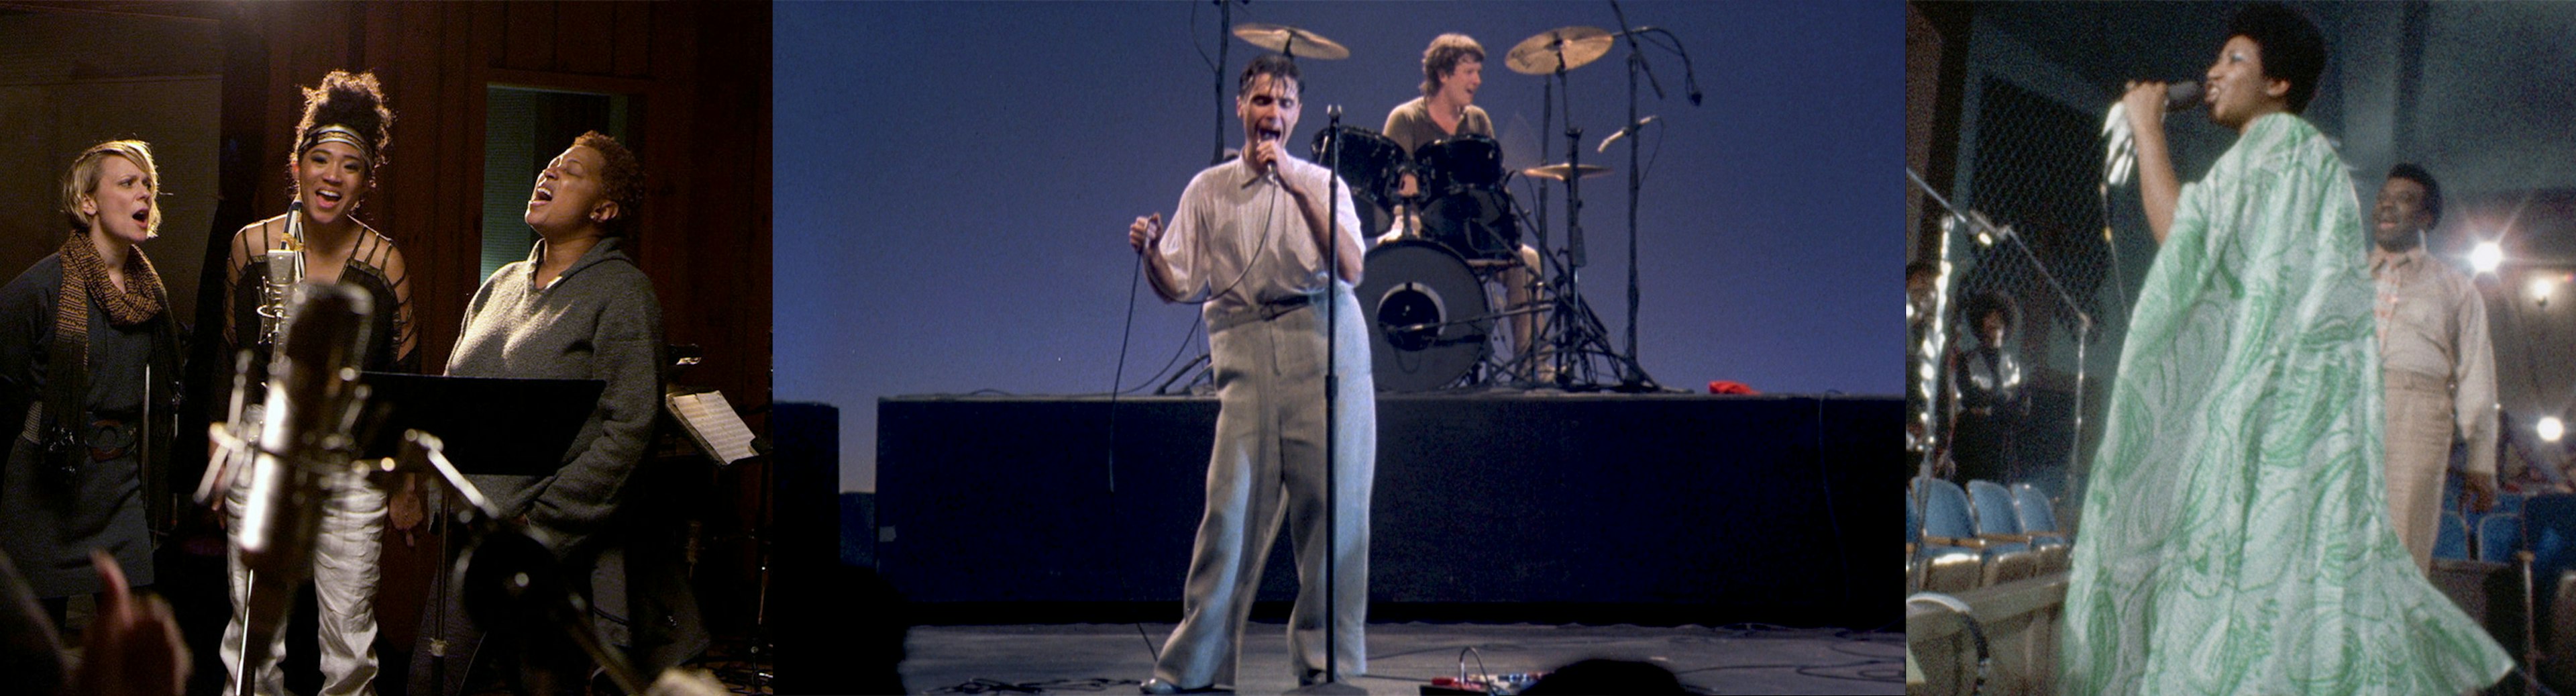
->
xmin=258 ymin=202 xmax=308 ymax=347
xmin=229 ymin=282 xmax=373 ymax=696
xmin=1597 ymin=115 xmax=1661 ymax=153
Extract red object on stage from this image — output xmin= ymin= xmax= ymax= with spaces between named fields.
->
xmin=1708 ymin=380 xmax=1759 ymax=395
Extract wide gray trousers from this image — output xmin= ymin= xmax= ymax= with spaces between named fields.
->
xmin=1152 ymin=285 xmax=1376 ymax=688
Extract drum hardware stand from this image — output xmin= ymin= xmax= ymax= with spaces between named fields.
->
xmin=1537 ymin=52 xmax=1626 ymax=391
xmin=1210 ymin=0 xmax=1238 ymax=166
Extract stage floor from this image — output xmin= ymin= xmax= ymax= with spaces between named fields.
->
xmin=899 ymin=621 xmax=1903 ymax=695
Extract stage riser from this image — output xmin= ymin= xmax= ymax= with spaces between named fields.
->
xmin=873 ymin=394 xmax=1900 ymax=628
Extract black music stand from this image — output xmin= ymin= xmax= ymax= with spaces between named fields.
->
xmin=356 ymin=372 xmax=604 ymax=694
xmin=358 ymin=373 xmax=602 ymax=468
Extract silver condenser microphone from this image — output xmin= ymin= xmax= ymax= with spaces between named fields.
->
xmin=229 ymin=283 xmax=372 ymax=696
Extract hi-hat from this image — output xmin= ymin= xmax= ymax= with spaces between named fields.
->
xmin=1505 ymin=26 xmax=1613 ymax=74
xmin=1521 ymin=163 xmax=1613 ymax=181
xmin=1232 ymin=23 xmax=1350 ymax=60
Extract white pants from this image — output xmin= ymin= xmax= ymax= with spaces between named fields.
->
xmin=222 ymin=464 xmax=388 ymax=696
xmin=2385 ymin=369 xmax=2455 ymax=574
xmin=1154 ymin=286 xmax=1376 ymax=688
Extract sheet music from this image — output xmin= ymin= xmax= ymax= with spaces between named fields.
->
xmin=667 ymin=391 xmax=758 ymax=464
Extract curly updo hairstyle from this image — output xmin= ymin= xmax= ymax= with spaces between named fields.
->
xmin=291 ymin=70 xmax=393 ymax=176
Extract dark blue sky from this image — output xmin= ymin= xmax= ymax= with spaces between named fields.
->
xmin=775 ymin=1 xmax=1902 ymax=491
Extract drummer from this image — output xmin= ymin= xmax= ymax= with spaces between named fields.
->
xmin=1383 ymin=33 xmax=1548 ymax=377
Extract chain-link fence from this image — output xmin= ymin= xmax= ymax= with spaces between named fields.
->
xmin=1917 ymin=76 xmax=2133 ymax=511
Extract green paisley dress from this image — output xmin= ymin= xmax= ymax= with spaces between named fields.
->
xmin=2059 ymin=113 xmax=2510 ymax=694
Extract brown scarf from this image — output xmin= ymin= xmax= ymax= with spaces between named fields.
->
xmin=58 ymin=232 xmax=166 ymax=327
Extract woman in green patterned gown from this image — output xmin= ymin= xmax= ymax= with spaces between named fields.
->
xmin=2060 ymin=4 xmax=2510 ymax=693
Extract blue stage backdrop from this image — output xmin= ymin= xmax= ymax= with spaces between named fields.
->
xmin=775 ymin=1 xmax=1903 ymax=491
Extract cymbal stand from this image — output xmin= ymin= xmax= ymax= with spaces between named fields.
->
xmin=1210 ymin=0 xmax=1234 ymax=165
xmin=1527 ymin=48 xmax=1629 ymax=391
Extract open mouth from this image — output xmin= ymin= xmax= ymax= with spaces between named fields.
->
xmin=131 ymin=208 xmax=148 ymax=222
xmin=533 ymin=187 xmax=555 ymax=203
xmin=317 ymin=189 xmax=343 ymax=203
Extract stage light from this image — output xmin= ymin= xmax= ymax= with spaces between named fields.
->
xmin=2536 ymin=276 xmax=2559 ymax=307
xmin=2542 ymin=417 xmax=2565 ymax=444
xmin=2471 ymin=241 xmax=2503 ymax=275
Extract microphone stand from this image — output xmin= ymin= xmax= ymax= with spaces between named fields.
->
xmin=1904 ymin=168 xmax=2093 ymax=535
xmin=1291 ymin=105 xmax=1366 ymax=696
xmin=1606 ymin=1 xmax=1689 ymax=392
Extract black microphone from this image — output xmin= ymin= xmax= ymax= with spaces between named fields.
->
xmin=229 ymin=282 xmax=373 ymax=696
xmin=1597 ymin=115 xmax=1660 ymax=153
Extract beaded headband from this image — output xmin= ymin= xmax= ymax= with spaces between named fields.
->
xmin=298 ymin=125 xmax=376 ymax=168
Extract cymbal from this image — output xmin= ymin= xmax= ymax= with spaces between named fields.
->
xmin=1505 ymin=26 xmax=1613 ymax=74
xmin=1521 ymin=163 xmax=1612 ymax=181
xmin=1232 ymin=23 xmax=1350 ymax=60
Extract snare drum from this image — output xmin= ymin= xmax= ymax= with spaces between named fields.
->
xmin=1410 ymin=134 xmax=1519 ymax=260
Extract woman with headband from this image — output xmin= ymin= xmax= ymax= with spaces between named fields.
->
xmin=0 ymin=140 xmax=184 ymax=636
xmin=216 ymin=69 xmax=417 ymax=696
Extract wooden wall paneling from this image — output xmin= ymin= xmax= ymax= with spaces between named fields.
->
xmin=637 ymin=3 xmax=693 ymax=384
xmin=610 ymin=2 xmax=651 ymax=79
xmin=680 ymin=1 xmax=771 ymax=410
xmin=555 ymin=1 xmax=614 ymax=77
xmin=502 ymin=1 xmax=556 ymax=74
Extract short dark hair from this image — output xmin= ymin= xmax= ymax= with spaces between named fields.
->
xmin=2387 ymin=162 xmax=2443 ymax=228
xmin=2229 ymin=2 xmax=2326 ymax=114
xmin=1907 ymin=260 xmax=1938 ymax=283
xmin=574 ymin=131 xmax=644 ymax=238
xmin=1419 ymin=34 xmax=1484 ymax=97
xmin=1239 ymin=54 xmax=1301 ymax=97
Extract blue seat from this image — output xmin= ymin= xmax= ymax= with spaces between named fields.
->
xmin=2436 ymin=511 xmax=2471 ymax=560
xmin=2445 ymin=473 xmax=2463 ymax=513
xmin=2010 ymin=482 xmax=2067 ymax=544
xmin=1913 ymin=477 xmax=2024 ymax=556
xmin=2498 ymin=491 xmax=2532 ymax=516
xmin=1970 ymin=479 xmax=2061 ymax=548
xmin=1907 ymin=490 xmax=1923 ymax=544
xmin=2479 ymin=512 xmax=2523 ymax=562
xmin=1966 ymin=480 xmax=2022 ymax=536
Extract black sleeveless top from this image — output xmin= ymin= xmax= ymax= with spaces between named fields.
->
xmin=224 ymin=217 xmax=418 ymax=375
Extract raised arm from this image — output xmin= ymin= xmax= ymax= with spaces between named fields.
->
xmin=2125 ymin=81 xmax=2183 ymax=245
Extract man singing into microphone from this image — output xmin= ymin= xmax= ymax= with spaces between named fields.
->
xmin=2061 ymin=4 xmax=2508 ymax=692
xmin=1126 ymin=54 xmax=1374 ymax=693
xmin=2369 ymin=163 xmax=2500 ymax=574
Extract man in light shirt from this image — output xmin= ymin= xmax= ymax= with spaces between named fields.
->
xmin=2371 ymin=162 xmax=2499 ymax=572
xmin=1126 ymin=54 xmax=1375 ymax=693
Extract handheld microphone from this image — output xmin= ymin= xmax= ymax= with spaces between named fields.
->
xmin=1597 ymin=115 xmax=1661 ymax=153
xmin=229 ymin=283 xmax=373 ymax=696
xmin=2159 ymin=81 xmax=2205 ymax=111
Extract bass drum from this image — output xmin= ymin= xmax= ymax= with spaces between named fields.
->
xmin=1357 ymin=240 xmax=1490 ymax=392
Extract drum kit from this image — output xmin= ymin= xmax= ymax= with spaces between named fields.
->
xmin=1213 ymin=19 xmax=1674 ymax=393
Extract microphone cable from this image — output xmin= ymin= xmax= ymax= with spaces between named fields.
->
xmin=1112 ymin=156 xmax=1297 ymax=666
xmin=1106 ymin=248 xmax=1164 ymax=664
